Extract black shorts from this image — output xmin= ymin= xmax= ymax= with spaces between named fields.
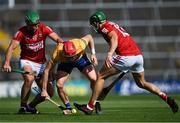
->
xmin=57 ymin=54 xmax=92 ymax=74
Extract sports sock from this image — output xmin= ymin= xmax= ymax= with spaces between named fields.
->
xmin=65 ymin=102 xmax=71 ymax=109
xmin=159 ymin=92 xmax=168 ymax=102
xmin=87 ymin=100 xmax=94 ymax=110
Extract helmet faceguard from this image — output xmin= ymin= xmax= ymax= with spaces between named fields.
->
xmin=90 ymin=16 xmax=100 ymax=33
xmin=89 ymin=11 xmax=106 ymax=33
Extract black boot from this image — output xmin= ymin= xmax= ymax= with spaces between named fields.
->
xmin=167 ymin=97 xmax=179 ymax=113
xmin=95 ymin=102 xmax=102 ymax=114
xmin=74 ymin=103 xmax=93 ymax=115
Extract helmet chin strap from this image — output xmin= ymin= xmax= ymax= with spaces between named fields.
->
xmin=27 ymin=26 xmax=37 ymax=35
xmin=29 ymin=28 xmax=36 ymax=35
xmin=91 ymin=26 xmax=98 ymax=33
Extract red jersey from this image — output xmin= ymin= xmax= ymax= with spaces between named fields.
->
xmin=13 ymin=23 xmax=54 ymax=63
xmin=100 ymin=21 xmax=142 ymax=56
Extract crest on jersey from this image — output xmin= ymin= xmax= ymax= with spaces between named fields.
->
xmin=39 ymin=33 xmax=43 ymax=38
xmin=102 ymin=28 xmax=108 ymax=34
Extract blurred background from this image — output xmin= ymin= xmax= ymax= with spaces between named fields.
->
xmin=0 ymin=0 xmax=180 ymax=97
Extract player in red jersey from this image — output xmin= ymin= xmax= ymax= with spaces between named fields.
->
xmin=74 ymin=11 xmax=179 ymax=115
xmin=3 ymin=10 xmax=63 ymax=114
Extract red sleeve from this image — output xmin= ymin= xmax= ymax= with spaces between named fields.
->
xmin=12 ymin=31 xmax=23 ymax=42
xmin=42 ymin=24 xmax=54 ymax=35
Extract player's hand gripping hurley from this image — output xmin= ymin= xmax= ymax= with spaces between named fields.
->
xmin=32 ymin=87 xmax=75 ymax=115
xmin=1 ymin=68 xmax=37 ymax=76
xmin=11 ymin=69 xmax=37 ymax=76
xmin=45 ymin=97 xmax=73 ymax=115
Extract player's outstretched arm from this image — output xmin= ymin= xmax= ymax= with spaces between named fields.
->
xmin=48 ymin=32 xmax=64 ymax=43
xmin=81 ymin=34 xmax=98 ymax=66
xmin=105 ymin=31 xmax=118 ymax=68
xmin=41 ymin=60 xmax=55 ymax=97
xmin=3 ymin=39 xmax=19 ymax=72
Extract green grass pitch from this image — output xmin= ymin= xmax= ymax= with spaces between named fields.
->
xmin=0 ymin=94 xmax=179 ymax=122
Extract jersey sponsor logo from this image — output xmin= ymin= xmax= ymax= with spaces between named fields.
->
xmin=101 ymin=28 xmax=108 ymax=34
xmin=26 ymin=40 xmax=44 ymax=52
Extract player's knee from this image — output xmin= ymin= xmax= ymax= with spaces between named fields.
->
xmin=25 ymin=77 xmax=34 ymax=82
xmin=56 ymin=82 xmax=64 ymax=91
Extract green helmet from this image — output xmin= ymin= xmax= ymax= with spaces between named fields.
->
xmin=89 ymin=11 xmax=106 ymax=32
xmin=25 ymin=10 xmax=40 ymax=25
xmin=89 ymin=11 xmax=106 ymax=26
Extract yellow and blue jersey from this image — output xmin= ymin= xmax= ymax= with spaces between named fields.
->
xmin=51 ymin=38 xmax=88 ymax=63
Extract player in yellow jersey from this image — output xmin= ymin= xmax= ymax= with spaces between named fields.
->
xmin=41 ymin=34 xmax=98 ymax=110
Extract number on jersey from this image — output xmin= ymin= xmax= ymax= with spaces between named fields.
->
xmin=110 ymin=22 xmax=129 ymax=37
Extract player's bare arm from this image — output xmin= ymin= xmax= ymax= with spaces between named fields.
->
xmin=106 ymin=31 xmax=118 ymax=68
xmin=3 ymin=40 xmax=20 ymax=72
xmin=82 ymin=34 xmax=98 ymax=66
xmin=48 ymin=32 xmax=64 ymax=43
xmin=41 ymin=60 xmax=55 ymax=97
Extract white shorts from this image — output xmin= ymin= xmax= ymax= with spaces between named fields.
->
xmin=19 ymin=59 xmax=46 ymax=75
xmin=112 ymin=55 xmax=144 ymax=73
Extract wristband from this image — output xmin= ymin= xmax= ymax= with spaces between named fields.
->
xmin=91 ymin=48 xmax=96 ymax=54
